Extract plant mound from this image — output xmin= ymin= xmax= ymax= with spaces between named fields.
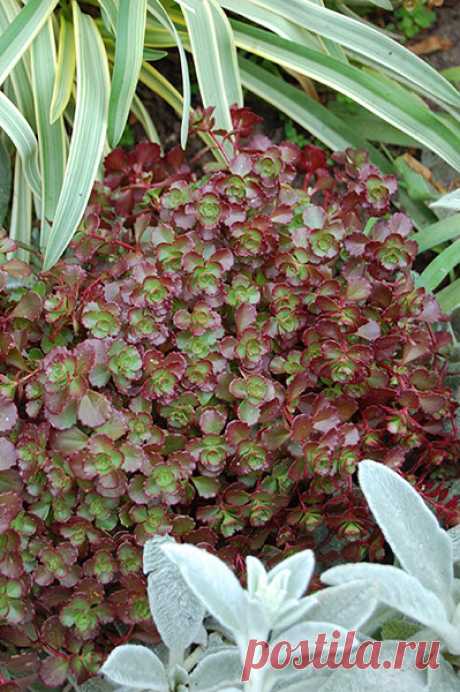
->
xmin=0 ymin=109 xmax=458 ymax=685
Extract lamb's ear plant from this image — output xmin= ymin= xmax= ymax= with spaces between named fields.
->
xmin=323 ymin=459 xmax=460 ymax=690
xmin=98 ymin=486 xmax=460 ymax=692
xmin=100 ymin=535 xmax=241 ymax=691
xmin=100 ymin=536 xmax=380 ymax=692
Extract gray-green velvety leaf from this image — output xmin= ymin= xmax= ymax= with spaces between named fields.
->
xmin=267 ymin=549 xmax=314 ymax=599
xmin=144 ymin=536 xmax=205 ymax=654
xmin=147 ymin=566 xmax=205 ymax=655
xmin=428 ymin=658 xmax=459 ymax=691
xmin=358 ymin=460 xmax=453 ymax=602
xmin=267 ymin=624 xmax=358 ymax=692
xmin=448 ymin=525 xmax=460 ymax=563
xmin=143 ymin=535 xmax=176 ymax=574
xmin=273 ymin=669 xmax=335 ymax=692
xmin=286 ymin=642 xmax=426 ymax=691
xmin=271 ymin=621 xmax=352 ymax=649
xmin=189 ymin=649 xmax=242 ymax=691
xmin=77 ymin=678 xmax=115 ymax=692
xmin=100 ymin=644 xmax=168 ymax=690
xmin=306 ymin=580 xmax=377 ymax=630
xmin=162 ymin=543 xmax=248 ymax=637
xmin=314 ymin=665 xmax=427 ymax=692
xmin=322 ymin=563 xmax=458 ymax=651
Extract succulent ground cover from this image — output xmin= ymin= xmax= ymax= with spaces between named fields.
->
xmin=0 ymin=108 xmax=458 ymax=686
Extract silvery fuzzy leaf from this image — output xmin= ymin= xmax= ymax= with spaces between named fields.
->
xmin=448 ymin=525 xmax=460 ymax=563
xmin=77 ymin=678 xmax=116 ymax=692
xmin=428 ymin=658 xmax=459 ymax=691
xmin=270 ymin=621 xmax=354 ymax=652
xmin=358 ymin=460 xmax=453 ymax=603
xmin=147 ymin=566 xmax=205 ymax=655
xmin=189 ymin=648 xmax=242 ymax=691
xmin=100 ymin=644 xmax=168 ymax=690
xmin=168 ymin=664 xmax=189 ymax=689
xmin=306 ymin=580 xmax=378 ymax=631
xmin=273 ymin=669 xmax=335 ymax=692
xmin=193 ymin=624 xmax=208 ymax=646
xmin=161 ymin=544 xmax=248 ymax=638
xmin=284 ymin=643 xmax=427 ymax=692
xmin=267 ymin=549 xmax=315 ymax=599
xmin=246 ymin=556 xmax=267 ymax=594
xmin=314 ymin=667 xmax=427 ymax=692
xmin=248 ymin=599 xmax=272 ymax=639
xmin=143 ymin=535 xmax=176 ymax=575
xmin=322 ymin=564 xmax=458 ymax=651
xmin=216 ymin=688 xmax=242 ymax=691
xmin=271 ymin=595 xmax=318 ymax=633
xmin=266 ymin=624 xmax=359 ymax=692
xmin=360 ymin=604 xmax=398 ymax=637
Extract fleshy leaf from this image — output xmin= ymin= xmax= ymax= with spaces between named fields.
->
xmin=78 ymin=391 xmax=112 ymax=427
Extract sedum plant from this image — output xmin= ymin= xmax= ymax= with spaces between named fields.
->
xmin=0 ymin=110 xmax=459 ymax=685
xmin=2 ymin=0 xmax=460 ymax=268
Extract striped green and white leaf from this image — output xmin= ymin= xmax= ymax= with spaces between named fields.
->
xmin=430 ymin=189 xmax=460 ymax=213
xmin=31 ymin=19 xmax=67 ymax=248
xmin=132 ymin=93 xmax=161 ymax=145
xmin=245 ymin=0 xmax=460 ymax=108
xmin=50 ymin=14 xmax=76 ymax=123
xmin=219 ymin=0 xmax=321 ymax=50
xmin=0 ymin=0 xmax=59 ymax=86
xmin=9 ymin=153 xmax=32 ymax=264
xmin=412 ymin=214 xmax=460 ymax=253
xmin=437 ymin=279 xmax=460 ymax=314
xmin=233 ymin=23 xmax=460 ymax=172
xmin=0 ymin=139 xmax=12 ymax=227
xmin=108 ymin=0 xmax=147 ymax=148
xmin=0 ymin=91 xmax=41 ymax=198
xmin=177 ymin=0 xmax=242 ymax=134
xmin=0 ymin=0 xmax=36 ymax=128
xmin=417 ymin=238 xmax=460 ymax=293
xmin=147 ymin=0 xmax=191 ymax=147
xmin=239 ymin=57 xmax=390 ymax=172
xmin=43 ymin=3 xmax=110 ymax=270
